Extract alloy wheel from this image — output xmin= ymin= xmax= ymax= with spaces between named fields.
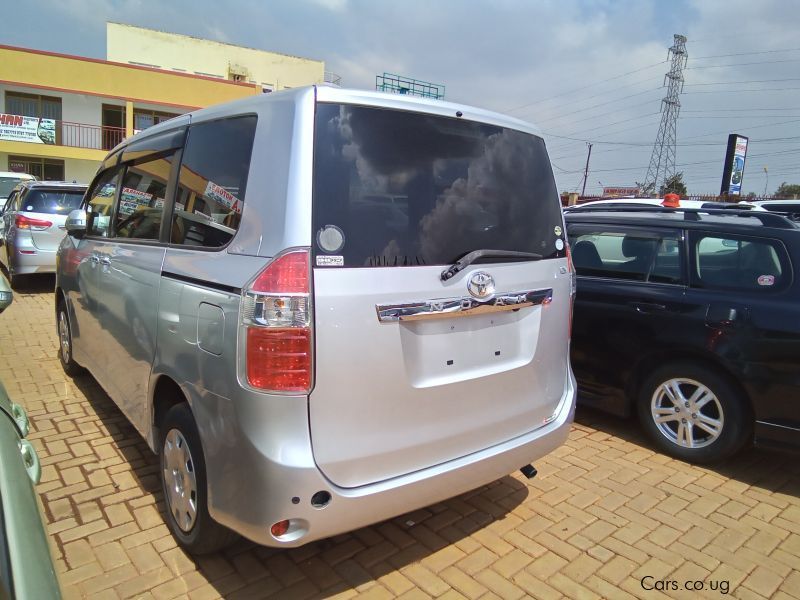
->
xmin=58 ymin=311 xmax=71 ymax=364
xmin=650 ymin=377 xmax=724 ymax=449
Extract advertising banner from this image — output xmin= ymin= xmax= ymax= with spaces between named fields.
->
xmin=0 ymin=113 xmax=56 ymax=145
xmin=602 ymin=186 xmax=640 ymax=197
xmin=204 ymin=181 xmax=242 ymax=214
xmin=119 ymin=187 xmax=154 ymax=216
xmin=720 ymin=134 xmax=748 ymax=196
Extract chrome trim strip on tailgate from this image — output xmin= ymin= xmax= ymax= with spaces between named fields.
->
xmin=376 ymin=288 xmax=553 ymax=323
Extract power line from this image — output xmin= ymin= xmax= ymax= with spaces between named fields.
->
xmin=503 ymin=59 xmax=667 ymax=114
xmin=684 ymin=78 xmax=800 ymax=86
xmin=686 ymin=58 xmax=800 ymax=69
xmin=692 ymin=47 xmax=800 ymax=60
xmin=535 ymin=87 xmax=662 ymax=125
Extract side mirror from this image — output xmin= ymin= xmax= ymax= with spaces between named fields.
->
xmin=65 ymin=209 xmax=88 ymax=238
xmin=0 ymin=273 xmax=12 ymax=314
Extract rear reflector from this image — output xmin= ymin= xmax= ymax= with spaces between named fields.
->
xmin=15 ymin=215 xmax=52 ymax=230
xmin=270 ymin=520 xmax=290 ymax=537
xmin=18 ymin=250 xmax=36 ymax=255
xmin=243 ymin=248 xmax=313 ymax=394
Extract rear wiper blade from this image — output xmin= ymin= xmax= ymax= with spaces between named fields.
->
xmin=440 ymin=249 xmax=542 ymax=281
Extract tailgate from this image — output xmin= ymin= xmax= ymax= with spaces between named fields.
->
xmin=29 ymin=212 xmax=67 ymax=251
xmin=309 ymin=261 xmax=570 ymax=488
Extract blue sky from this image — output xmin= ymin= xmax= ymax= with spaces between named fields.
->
xmin=4 ymin=0 xmax=797 ymax=195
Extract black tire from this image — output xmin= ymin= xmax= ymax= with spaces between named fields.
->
xmin=637 ymin=362 xmax=751 ymax=463
xmin=56 ymin=300 xmax=84 ymax=376
xmin=159 ymin=403 xmax=239 ymax=554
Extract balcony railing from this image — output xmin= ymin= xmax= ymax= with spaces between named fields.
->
xmin=59 ymin=121 xmax=126 ymax=151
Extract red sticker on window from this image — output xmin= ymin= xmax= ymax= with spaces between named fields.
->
xmin=757 ymin=275 xmax=775 ymax=286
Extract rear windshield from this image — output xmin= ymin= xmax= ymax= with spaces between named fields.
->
xmin=312 ymin=103 xmax=564 ymax=267
xmin=21 ymin=190 xmax=84 ymax=214
xmin=0 ymin=177 xmax=25 ymax=199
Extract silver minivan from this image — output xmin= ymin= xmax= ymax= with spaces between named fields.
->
xmin=55 ymin=86 xmax=577 ymax=553
xmin=1 ymin=181 xmax=87 ymax=287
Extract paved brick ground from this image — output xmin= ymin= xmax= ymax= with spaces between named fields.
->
xmin=2 ymin=276 xmax=799 ymax=600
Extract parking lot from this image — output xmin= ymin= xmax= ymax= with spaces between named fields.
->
xmin=2 ymin=276 xmax=799 ymax=600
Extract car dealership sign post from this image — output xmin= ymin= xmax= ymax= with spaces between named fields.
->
xmin=720 ymin=133 xmax=748 ymax=197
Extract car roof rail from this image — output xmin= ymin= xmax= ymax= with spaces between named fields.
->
xmin=563 ymin=205 xmax=797 ymax=229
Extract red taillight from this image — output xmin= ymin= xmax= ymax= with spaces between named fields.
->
xmin=251 ymin=250 xmax=309 ymax=293
xmin=246 ymin=328 xmax=311 ymax=392
xmin=243 ymin=248 xmax=312 ymax=393
xmin=15 ymin=215 xmax=52 ymax=230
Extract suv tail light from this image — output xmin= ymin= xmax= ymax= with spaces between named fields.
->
xmin=15 ymin=215 xmax=52 ymax=230
xmin=242 ymin=249 xmax=312 ymax=393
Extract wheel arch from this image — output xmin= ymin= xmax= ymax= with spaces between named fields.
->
xmin=626 ymin=348 xmax=754 ymax=421
xmin=150 ymin=374 xmax=192 ymax=453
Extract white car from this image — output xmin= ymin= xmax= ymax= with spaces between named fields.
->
xmin=567 ymin=197 xmax=764 ymax=211
xmin=0 ymin=172 xmax=36 ymax=212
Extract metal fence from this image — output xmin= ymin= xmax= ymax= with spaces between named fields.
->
xmin=59 ymin=121 xmax=126 ymax=151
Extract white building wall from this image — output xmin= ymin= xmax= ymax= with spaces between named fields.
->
xmin=0 ymin=84 xmax=110 ymax=126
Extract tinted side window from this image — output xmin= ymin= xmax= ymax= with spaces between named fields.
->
xmin=85 ymin=169 xmax=122 ymax=237
xmin=571 ymin=228 xmax=683 ymax=283
xmin=113 ymin=152 xmax=175 ymax=240
xmin=694 ymin=234 xmax=786 ymax=291
xmin=170 ymin=116 xmax=257 ymax=248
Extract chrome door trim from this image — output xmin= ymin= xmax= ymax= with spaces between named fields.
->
xmin=376 ymin=288 xmax=553 ymax=323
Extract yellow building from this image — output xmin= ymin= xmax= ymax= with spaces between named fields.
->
xmin=0 ymin=24 xmax=330 ymax=183
xmin=107 ymin=23 xmax=332 ymax=93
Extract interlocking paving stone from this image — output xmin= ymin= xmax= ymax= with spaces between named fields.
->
xmin=3 ymin=276 xmax=799 ymax=599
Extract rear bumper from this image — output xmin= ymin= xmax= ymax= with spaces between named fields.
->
xmin=194 ymin=369 xmax=576 ymax=548
xmin=5 ymin=236 xmax=57 ymax=273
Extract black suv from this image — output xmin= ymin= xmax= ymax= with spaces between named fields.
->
xmin=564 ymin=206 xmax=800 ymax=463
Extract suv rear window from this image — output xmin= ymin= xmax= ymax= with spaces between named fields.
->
xmin=20 ymin=189 xmax=84 ymax=214
xmin=312 ymin=103 xmax=563 ymax=267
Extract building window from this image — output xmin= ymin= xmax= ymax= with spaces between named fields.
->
xmin=8 ymin=156 xmax=65 ymax=181
xmin=133 ymin=109 xmax=180 ymax=134
xmin=5 ymin=92 xmax=62 ymax=121
xmin=101 ymin=104 xmax=126 ymax=150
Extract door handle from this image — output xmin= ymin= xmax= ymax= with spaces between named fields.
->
xmin=100 ymin=257 xmax=111 ymax=266
xmin=631 ymin=302 xmax=666 ymax=314
xmin=89 ymin=255 xmax=100 ymax=264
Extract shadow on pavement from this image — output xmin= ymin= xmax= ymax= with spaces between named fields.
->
xmin=575 ymin=404 xmax=800 ymax=497
xmin=1 ymin=270 xmax=56 ymax=296
xmin=69 ymin=371 xmax=530 ymax=597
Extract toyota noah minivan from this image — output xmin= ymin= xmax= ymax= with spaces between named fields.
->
xmin=55 ymin=86 xmax=576 ymax=553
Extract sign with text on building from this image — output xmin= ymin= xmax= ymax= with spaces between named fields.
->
xmin=0 ymin=113 xmax=56 ymax=145
xmin=204 ymin=181 xmax=242 ymax=214
xmin=602 ymin=186 xmax=640 ymax=197
xmin=720 ymin=134 xmax=749 ymax=196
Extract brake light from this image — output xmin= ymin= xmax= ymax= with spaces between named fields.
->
xmin=15 ymin=215 xmax=52 ymax=230
xmin=242 ymin=249 xmax=312 ymax=393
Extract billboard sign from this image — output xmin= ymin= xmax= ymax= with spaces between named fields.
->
xmin=720 ymin=134 xmax=748 ymax=196
xmin=602 ymin=186 xmax=640 ymax=197
xmin=0 ymin=113 xmax=56 ymax=145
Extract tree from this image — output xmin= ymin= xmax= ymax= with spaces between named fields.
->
xmin=659 ymin=172 xmax=687 ymax=197
xmin=775 ymin=182 xmax=800 ymax=198
xmin=635 ymin=181 xmax=656 ymax=197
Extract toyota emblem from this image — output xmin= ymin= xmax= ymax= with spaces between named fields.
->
xmin=467 ymin=271 xmax=495 ymax=299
